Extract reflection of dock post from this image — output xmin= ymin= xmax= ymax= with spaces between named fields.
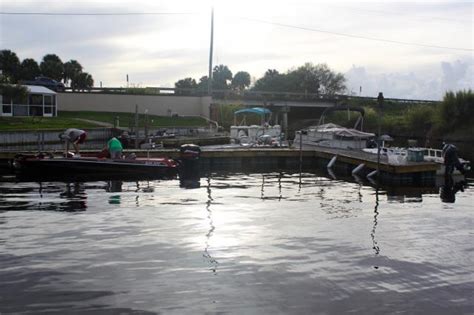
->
xmin=371 ymin=186 xmax=380 ymax=269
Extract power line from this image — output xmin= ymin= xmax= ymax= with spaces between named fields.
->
xmin=328 ymin=4 xmax=471 ymax=24
xmin=1 ymin=11 xmax=471 ymax=52
xmin=238 ymin=17 xmax=473 ymax=52
xmin=0 ymin=11 xmax=194 ymax=16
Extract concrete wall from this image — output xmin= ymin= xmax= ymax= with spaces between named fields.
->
xmin=57 ymin=93 xmax=212 ymax=118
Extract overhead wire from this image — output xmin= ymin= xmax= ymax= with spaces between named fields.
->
xmin=0 ymin=12 xmax=193 ymax=16
xmin=236 ymin=17 xmax=473 ymax=52
xmin=0 ymin=10 xmax=471 ymax=51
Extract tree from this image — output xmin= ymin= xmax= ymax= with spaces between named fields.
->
xmin=175 ymin=77 xmax=197 ymax=95
xmin=437 ymin=89 xmax=474 ymax=131
xmin=0 ymin=50 xmax=21 ymax=83
xmin=252 ymin=63 xmax=346 ymax=95
xmin=20 ymin=58 xmax=41 ymax=81
xmin=73 ymin=72 xmax=94 ymax=90
xmin=253 ymin=69 xmax=286 ymax=92
xmin=212 ymin=64 xmax=233 ymax=90
xmin=310 ymin=63 xmax=346 ymax=95
xmin=40 ymin=54 xmax=64 ymax=81
xmin=232 ymin=71 xmax=251 ymax=91
xmin=197 ymin=76 xmax=209 ymax=92
xmin=63 ymin=60 xmax=83 ymax=86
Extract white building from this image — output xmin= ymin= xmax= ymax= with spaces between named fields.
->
xmin=1 ymin=85 xmax=58 ymax=117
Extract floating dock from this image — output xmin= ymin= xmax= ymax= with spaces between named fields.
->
xmin=0 ymin=146 xmax=440 ymax=185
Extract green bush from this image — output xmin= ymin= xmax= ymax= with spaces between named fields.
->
xmin=436 ymin=90 xmax=474 ymax=132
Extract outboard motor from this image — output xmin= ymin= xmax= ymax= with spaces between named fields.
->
xmin=179 ymin=144 xmax=201 ymax=188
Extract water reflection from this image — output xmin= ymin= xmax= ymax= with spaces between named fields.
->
xmin=371 ymin=186 xmax=381 ymax=269
xmin=203 ymin=176 xmax=218 ymax=274
xmin=0 ymin=172 xmax=472 ymax=314
xmin=440 ymin=174 xmax=468 ymax=203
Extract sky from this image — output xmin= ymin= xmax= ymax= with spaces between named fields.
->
xmin=0 ymin=0 xmax=472 ymax=100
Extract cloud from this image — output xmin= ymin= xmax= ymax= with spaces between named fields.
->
xmin=345 ymin=57 xmax=474 ymax=100
xmin=1 ymin=0 xmax=472 ymax=97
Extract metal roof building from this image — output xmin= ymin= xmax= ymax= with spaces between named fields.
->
xmin=1 ymin=85 xmax=58 ymax=117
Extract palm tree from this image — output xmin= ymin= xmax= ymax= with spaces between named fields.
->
xmin=63 ymin=60 xmax=83 ymax=86
xmin=20 ymin=58 xmax=41 ymax=81
xmin=212 ymin=65 xmax=233 ymax=90
xmin=40 ymin=54 xmax=64 ymax=81
xmin=232 ymin=71 xmax=251 ymax=91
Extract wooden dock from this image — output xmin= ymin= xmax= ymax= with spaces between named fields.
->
xmin=0 ymin=146 xmax=440 ymax=185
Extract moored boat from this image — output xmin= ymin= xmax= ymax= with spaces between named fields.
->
xmin=230 ymin=107 xmax=283 ymax=147
xmin=12 ymin=154 xmax=179 ymax=179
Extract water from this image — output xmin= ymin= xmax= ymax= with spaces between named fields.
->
xmin=0 ymin=172 xmax=472 ymax=314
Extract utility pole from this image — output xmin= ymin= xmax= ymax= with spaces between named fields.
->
xmin=208 ymin=7 xmax=214 ymax=96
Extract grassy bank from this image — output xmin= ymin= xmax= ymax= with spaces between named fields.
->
xmin=0 ymin=111 xmax=208 ymax=131
xmin=59 ymin=111 xmax=208 ymax=128
xmin=0 ymin=116 xmax=99 ymax=131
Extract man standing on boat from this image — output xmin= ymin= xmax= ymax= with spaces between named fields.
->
xmin=107 ymin=137 xmax=123 ymax=159
xmin=442 ymin=143 xmax=465 ymax=176
xmin=59 ymin=128 xmax=87 ymax=156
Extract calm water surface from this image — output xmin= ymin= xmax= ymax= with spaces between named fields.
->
xmin=0 ymin=172 xmax=472 ymax=314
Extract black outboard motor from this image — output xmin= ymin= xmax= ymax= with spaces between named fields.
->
xmin=179 ymin=144 xmax=201 ymax=188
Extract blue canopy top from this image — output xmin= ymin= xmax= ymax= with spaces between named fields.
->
xmin=234 ymin=107 xmax=271 ymax=116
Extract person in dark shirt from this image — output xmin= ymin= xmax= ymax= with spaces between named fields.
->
xmin=442 ymin=143 xmax=465 ymax=176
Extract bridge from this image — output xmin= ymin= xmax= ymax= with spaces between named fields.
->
xmin=62 ymin=86 xmax=440 ymax=108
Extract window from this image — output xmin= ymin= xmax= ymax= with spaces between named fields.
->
xmin=2 ymin=104 xmax=12 ymax=114
xmin=29 ymin=94 xmax=43 ymax=105
xmin=44 ymin=95 xmax=53 ymax=105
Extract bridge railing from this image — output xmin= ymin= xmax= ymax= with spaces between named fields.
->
xmin=61 ymin=87 xmax=440 ymax=104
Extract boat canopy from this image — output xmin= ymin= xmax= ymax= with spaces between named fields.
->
xmin=234 ymin=107 xmax=272 ymax=116
xmin=315 ymin=123 xmax=375 ymax=139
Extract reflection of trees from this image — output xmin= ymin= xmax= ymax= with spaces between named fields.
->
xmin=203 ymin=176 xmax=218 ymax=274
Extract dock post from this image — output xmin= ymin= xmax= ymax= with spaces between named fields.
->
xmin=134 ymin=104 xmax=139 ymax=149
xmin=352 ymin=163 xmax=365 ymax=175
xmin=376 ymin=92 xmax=384 ymax=180
xmin=327 ymin=155 xmax=337 ymax=168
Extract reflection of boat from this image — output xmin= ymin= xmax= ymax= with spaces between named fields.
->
xmin=294 ymin=105 xmax=375 ymax=149
xmin=230 ymin=107 xmax=283 ymax=147
xmin=12 ymin=154 xmax=178 ymax=179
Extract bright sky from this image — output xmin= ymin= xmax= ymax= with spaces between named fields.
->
xmin=0 ymin=0 xmax=472 ymax=99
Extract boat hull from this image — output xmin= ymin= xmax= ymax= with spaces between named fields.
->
xmin=13 ymin=156 xmax=178 ymax=180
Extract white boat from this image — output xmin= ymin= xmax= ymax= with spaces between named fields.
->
xmin=422 ymin=147 xmax=470 ymax=175
xmin=293 ymin=105 xmax=375 ymax=149
xmin=230 ymin=107 xmax=283 ymax=147
xmin=294 ymin=122 xmax=375 ymax=149
xmin=363 ymin=146 xmax=471 ymax=174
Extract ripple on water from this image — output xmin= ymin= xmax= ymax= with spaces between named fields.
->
xmin=0 ymin=173 xmax=472 ymax=314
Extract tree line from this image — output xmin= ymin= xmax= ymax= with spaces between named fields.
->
xmin=0 ymin=49 xmax=94 ymax=89
xmin=175 ymin=62 xmax=346 ymax=95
